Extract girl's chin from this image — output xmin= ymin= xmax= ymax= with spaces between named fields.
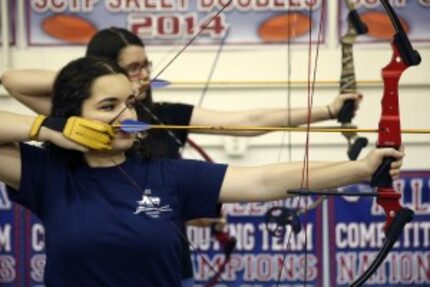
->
xmin=116 ymin=131 xmax=135 ymax=138
xmin=112 ymin=139 xmax=135 ymax=150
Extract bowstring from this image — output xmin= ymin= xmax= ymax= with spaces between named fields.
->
xmin=297 ymin=1 xmax=326 ymax=285
xmin=112 ymin=159 xmax=225 ymax=279
xmin=274 ymin=7 xmax=295 ymax=286
xmin=108 ymin=1 xmax=235 ymax=285
xmin=109 ymin=0 xmax=233 ymax=125
xmin=191 ymin=30 xmax=233 ymax=287
xmin=197 ymin=30 xmax=229 ymax=108
xmin=305 ymin=2 xmax=326 ymax=285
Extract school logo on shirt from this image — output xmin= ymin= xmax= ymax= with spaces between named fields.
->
xmin=134 ymin=189 xmax=172 ymax=218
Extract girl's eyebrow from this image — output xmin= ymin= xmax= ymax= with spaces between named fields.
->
xmin=96 ymin=97 xmax=117 ymax=104
xmin=125 ymin=58 xmax=148 ymax=67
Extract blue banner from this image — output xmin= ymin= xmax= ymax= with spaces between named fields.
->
xmin=329 ymin=171 xmax=430 ymax=286
xmin=190 ymin=199 xmax=324 ymax=286
xmin=0 ymin=183 xmax=23 ymax=286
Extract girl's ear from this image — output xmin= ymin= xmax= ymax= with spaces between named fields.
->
xmin=136 ymin=132 xmax=148 ymax=141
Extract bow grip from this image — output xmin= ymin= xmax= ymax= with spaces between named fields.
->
xmin=337 ymin=99 xmax=355 ymax=123
xmin=348 ymin=137 xmax=368 ymax=160
xmin=370 ymin=157 xmax=394 ymax=187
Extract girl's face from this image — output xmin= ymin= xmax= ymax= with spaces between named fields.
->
xmin=81 ymin=73 xmax=137 ymax=152
xmin=117 ymin=45 xmax=151 ymax=98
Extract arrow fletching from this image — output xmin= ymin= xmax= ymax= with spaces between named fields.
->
xmin=151 ymin=79 xmax=170 ymax=89
xmin=118 ymin=119 xmax=151 ymax=133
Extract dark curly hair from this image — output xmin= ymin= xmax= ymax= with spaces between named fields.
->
xmin=47 ymin=57 xmax=148 ymax=166
xmin=51 ymin=57 xmax=125 ymax=118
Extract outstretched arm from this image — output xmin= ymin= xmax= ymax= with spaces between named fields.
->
xmin=190 ymin=93 xmax=362 ymax=136
xmin=1 ymin=69 xmax=56 ymax=115
xmin=218 ymin=148 xmax=403 ymax=203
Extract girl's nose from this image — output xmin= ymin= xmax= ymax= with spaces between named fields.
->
xmin=120 ymin=104 xmax=137 ymax=122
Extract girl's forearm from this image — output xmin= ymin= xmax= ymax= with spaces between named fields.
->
xmin=0 ymin=112 xmax=35 ymax=144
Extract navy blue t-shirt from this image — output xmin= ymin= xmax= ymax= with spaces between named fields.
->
xmin=8 ymin=143 xmax=227 ymax=286
xmin=139 ymin=103 xmax=197 ymax=278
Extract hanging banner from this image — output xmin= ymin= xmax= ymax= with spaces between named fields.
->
xmin=26 ymin=0 xmax=327 ymax=46
xmin=0 ymin=0 xmax=16 ymax=46
xmin=189 ymin=198 xmax=324 ymax=286
xmin=329 ymin=171 xmax=430 ymax=286
xmin=0 ymin=183 xmax=23 ymax=286
xmin=338 ymin=0 xmax=430 ymax=44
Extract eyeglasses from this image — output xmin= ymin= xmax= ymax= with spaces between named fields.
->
xmin=124 ymin=60 xmax=152 ymax=77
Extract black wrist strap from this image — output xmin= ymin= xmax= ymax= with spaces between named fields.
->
xmin=42 ymin=117 xmax=67 ymax=132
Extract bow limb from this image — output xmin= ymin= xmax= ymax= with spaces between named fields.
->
xmin=186 ymin=27 xmax=236 ymax=287
xmin=338 ymin=0 xmax=369 ymax=160
xmin=350 ymin=1 xmax=421 ymax=286
xmin=137 ymin=7 xmax=233 ymax=285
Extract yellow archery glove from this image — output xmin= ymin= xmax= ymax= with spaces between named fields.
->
xmin=62 ymin=117 xmax=114 ymax=150
xmin=31 ymin=116 xmax=114 ymax=150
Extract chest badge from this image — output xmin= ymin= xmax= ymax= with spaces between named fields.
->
xmin=134 ymin=189 xmax=172 ymax=218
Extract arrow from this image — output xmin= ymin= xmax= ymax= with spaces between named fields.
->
xmin=114 ymin=120 xmax=430 ymax=134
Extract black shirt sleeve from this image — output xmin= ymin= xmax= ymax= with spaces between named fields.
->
xmin=138 ymin=103 xmax=194 ymax=160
